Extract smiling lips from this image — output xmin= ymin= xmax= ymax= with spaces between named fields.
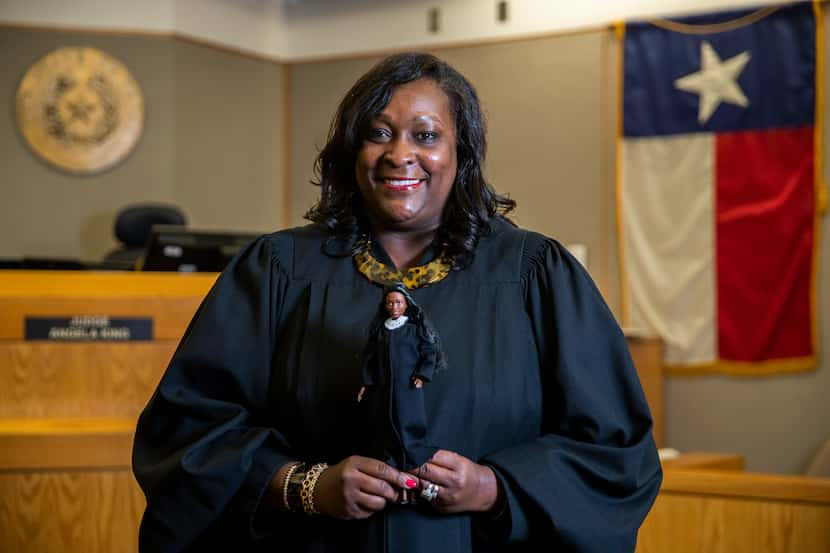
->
xmin=380 ymin=177 xmax=425 ymax=191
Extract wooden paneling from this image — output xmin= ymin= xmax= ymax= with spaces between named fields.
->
xmin=626 ymin=335 xmax=664 ymax=448
xmin=0 ymin=470 xmax=144 ymax=553
xmin=0 ymin=270 xmax=212 ymax=418
xmin=637 ymin=470 xmax=830 ymax=553
xmin=0 ymin=342 xmax=175 ymax=418
xmin=638 ymin=495 xmax=830 ymax=553
xmin=0 ymin=271 xmax=206 ymax=553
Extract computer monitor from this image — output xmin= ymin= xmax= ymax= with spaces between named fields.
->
xmin=139 ymin=225 xmax=259 ymax=272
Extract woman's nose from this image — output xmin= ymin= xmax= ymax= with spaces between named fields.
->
xmin=383 ymin=137 xmax=415 ymax=166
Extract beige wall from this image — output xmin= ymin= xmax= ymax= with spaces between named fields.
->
xmin=287 ymin=29 xmax=830 ymax=475
xmin=0 ymin=27 xmax=284 ymax=261
xmin=171 ymin=39 xmax=284 ymax=234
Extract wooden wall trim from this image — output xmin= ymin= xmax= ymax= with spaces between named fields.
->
xmin=282 ymin=63 xmax=293 ymax=228
xmin=662 ymin=469 xmax=830 ymax=504
xmin=598 ymin=29 xmax=613 ymax=300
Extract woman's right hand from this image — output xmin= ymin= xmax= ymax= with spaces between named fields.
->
xmin=314 ymin=456 xmax=418 ymax=520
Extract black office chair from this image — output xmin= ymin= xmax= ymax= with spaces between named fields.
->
xmin=102 ymin=204 xmax=187 ymax=268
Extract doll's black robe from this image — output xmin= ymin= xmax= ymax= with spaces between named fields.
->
xmin=360 ymin=320 xmax=437 ymax=471
xmin=133 ymin=219 xmax=662 ymax=553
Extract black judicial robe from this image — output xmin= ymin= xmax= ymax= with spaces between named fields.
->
xmin=133 ymin=219 xmax=662 ymax=553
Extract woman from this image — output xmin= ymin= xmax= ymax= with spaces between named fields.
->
xmin=134 ymin=53 xmax=661 ymax=552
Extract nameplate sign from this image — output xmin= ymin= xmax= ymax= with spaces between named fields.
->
xmin=25 ymin=316 xmax=153 ymax=341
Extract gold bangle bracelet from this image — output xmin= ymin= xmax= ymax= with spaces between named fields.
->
xmin=300 ymin=462 xmax=328 ymax=515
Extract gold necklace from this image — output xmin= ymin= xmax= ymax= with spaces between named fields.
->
xmin=353 ymin=239 xmax=453 ymax=289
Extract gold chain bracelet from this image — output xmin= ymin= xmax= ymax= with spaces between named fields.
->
xmin=300 ymin=462 xmax=328 ymax=515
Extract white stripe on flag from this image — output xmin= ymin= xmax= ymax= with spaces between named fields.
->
xmin=622 ymin=133 xmax=717 ymax=365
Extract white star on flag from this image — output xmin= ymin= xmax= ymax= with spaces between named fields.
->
xmin=674 ymin=41 xmax=751 ymax=124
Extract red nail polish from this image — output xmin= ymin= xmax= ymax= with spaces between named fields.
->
xmin=406 ymin=479 xmax=417 ymax=488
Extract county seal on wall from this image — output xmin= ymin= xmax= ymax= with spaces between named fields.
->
xmin=16 ymin=46 xmax=144 ymax=174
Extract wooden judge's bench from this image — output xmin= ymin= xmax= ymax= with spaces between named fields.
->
xmin=0 ymin=271 xmax=216 ymax=552
xmin=0 ymin=270 xmax=828 ymax=552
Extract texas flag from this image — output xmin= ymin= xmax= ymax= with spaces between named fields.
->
xmin=619 ymin=2 xmax=823 ymax=374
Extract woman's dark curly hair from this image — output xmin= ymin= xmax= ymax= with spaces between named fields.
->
xmin=305 ymin=52 xmax=515 ymax=266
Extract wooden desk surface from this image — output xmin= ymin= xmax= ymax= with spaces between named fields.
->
xmin=0 ymin=270 xmax=217 ymax=298
xmin=662 ymin=452 xmax=746 ymax=471
xmin=0 ymin=417 xmax=135 ymax=470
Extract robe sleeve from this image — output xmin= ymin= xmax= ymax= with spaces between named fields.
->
xmin=480 ymin=235 xmax=662 ymax=551
xmin=132 ymin=235 xmax=295 ymax=553
xmin=413 ymin=340 xmax=437 ymax=382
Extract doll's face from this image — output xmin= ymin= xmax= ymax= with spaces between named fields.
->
xmin=385 ymin=291 xmax=408 ymax=319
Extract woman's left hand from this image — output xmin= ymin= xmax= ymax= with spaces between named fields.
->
xmin=416 ymin=450 xmax=500 ymax=514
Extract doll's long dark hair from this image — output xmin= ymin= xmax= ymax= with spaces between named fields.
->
xmin=362 ymin=284 xmax=448 ymax=373
xmin=305 ymin=52 xmax=515 ymax=267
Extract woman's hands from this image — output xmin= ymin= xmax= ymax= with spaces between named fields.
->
xmin=314 ymin=456 xmax=418 ymax=520
xmin=264 ymin=451 xmax=499 ymax=522
xmin=313 ymin=450 xmax=501 ymax=519
xmin=417 ymin=450 xmax=500 ymax=514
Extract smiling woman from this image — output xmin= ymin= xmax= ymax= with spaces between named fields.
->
xmin=133 ymin=52 xmax=662 ymax=553
xmin=307 ymin=53 xmax=515 ymax=270
xmin=354 ymin=78 xmax=457 ymax=244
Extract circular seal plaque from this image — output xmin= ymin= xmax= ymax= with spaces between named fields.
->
xmin=16 ymin=47 xmax=144 ymax=174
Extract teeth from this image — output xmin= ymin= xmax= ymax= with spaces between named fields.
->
xmin=385 ymin=179 xmax=421 ymax=187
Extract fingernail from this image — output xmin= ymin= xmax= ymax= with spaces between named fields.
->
xmin=405 ymin=479 xmax=417 ymax=488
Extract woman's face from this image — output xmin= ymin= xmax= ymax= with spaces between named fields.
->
xmin=355 ymin=78 xmax=457 ymax=234
xmin=385 ymin=291 xmax=408 ymax=319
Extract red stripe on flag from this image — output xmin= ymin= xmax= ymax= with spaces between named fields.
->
xmin=716 ymin=126 xmax=814 ymax=361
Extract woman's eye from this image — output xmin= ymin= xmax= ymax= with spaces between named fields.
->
xmin=416 ymin=131 xmax=438 ymax=143
xmin=368 ymin=128 xmax=391 ymax=142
